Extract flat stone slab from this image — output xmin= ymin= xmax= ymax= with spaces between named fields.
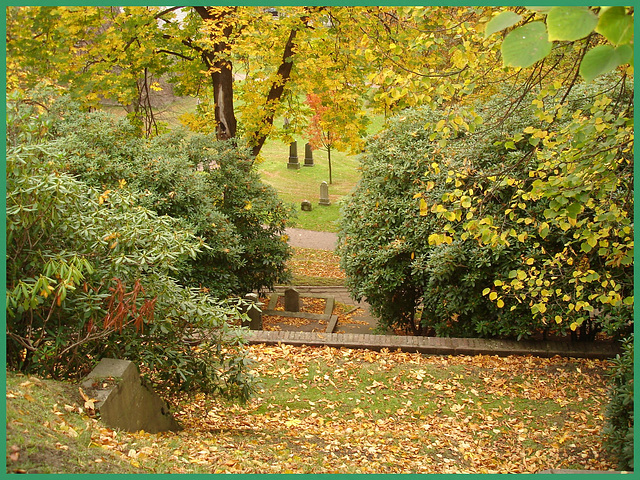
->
xmin=326 ymin=314 xmax=339 ymax=334
xmin=241 ymin=331 xmax=620 ymax=359
xmin=80 ymin=358 xmax=181 ymax=433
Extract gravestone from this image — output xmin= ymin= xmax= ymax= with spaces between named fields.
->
xmin=242 ymin=293 xmax=262 ymax=330
xmin=304 ymin=143 xmax=314 ymax=167
xmin=301 ymin=199 xmax=312 ymax=211
xmin=287 ymin=141 xmax=300 ymax=169
xmin=284 ymin=287 xmax=300 ymax=312
xmin=80 ymin=358 xmax=182 ymax=433
xmin=319 ymin=181 xmax=331 ymax=206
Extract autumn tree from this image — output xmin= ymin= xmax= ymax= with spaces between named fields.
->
xmin=339 ymin=6 xmax=633 ymax=339
xmin=7 ymin=6 xmax=502 ymax=156
xmin=305 ymin=92 xmax=368 ymax=184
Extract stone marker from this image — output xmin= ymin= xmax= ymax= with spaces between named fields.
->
xmin=80 ymin=358 xmax=181 ymax=433
xmin=242 ymin=293 xmax=263 ymax=330
xmin=319 ymin=181 xmax=331 ymax=206
xmin=284 ymin=287 xmax=300 ymax=312
xmin=287 ymin=141 xmax=300 ymax=169
xmin=301 ymin=199 xmax=312 ymax=211
xmin=304 ymin=143 xmax=314 ymax=167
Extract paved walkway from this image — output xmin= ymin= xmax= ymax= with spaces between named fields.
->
xmin=285 ymin=227 xmax=337 ymax=250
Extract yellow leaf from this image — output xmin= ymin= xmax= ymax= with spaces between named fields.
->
xmin=419 ymin=198 xmax=429 ymax=216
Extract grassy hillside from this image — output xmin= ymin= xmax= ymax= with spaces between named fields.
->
xmin=103 ymin=93 xmax=388 ymax=232
xmin=7 ymin=349 xmax=617 ymax=474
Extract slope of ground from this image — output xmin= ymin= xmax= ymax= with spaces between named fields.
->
xmin=7 ymin=347 xmax=618 ymax=474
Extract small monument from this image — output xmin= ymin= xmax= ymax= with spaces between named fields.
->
xmin=301 ymin=199 xmax=312 ymax=211
xmin=304 ymin=143 xmax=314 ymax=167
xmin=241 ymin=293 xmax=262 ymax=330
xmin=284 ymin=287 xmax=300 ymax=312
xmin=80 ymin=358 xmax=182 ymax=433
xmin=319 ymin=181 xmax=331 ymax=206
xmin=287 ymin=141 xmax=300 ymax=169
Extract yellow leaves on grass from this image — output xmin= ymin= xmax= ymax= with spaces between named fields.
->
xmin=10 ymin=346 xmax=612 ymax=474
xmin=144 ymin=345 xmax=615 ymax=474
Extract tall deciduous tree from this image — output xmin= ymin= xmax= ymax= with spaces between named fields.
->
xmin=7 ymin=6 xmax=502 ymax=155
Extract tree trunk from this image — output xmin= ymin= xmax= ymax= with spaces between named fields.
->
xmin=327 ymin=145 xmax=332 ymax=184
xmin=210 ymin=59 xmax=236 ymax=140
xmin=250 ymin=15 xmax=310 ymax=158
xmin=194 ymin=7 xmax=237 ymax=141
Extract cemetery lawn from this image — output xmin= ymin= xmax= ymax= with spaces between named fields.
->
xmin=7 ymin=346 xmax=617 ymax=474
xmin=256 ymin=138 xmax=361 ymax=233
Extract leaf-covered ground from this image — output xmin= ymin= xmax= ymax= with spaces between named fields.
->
xmin=287 ymin=247 xmax=345 ymax=286
xmin=9 ymin=344 xmax=616 ymax=474
xmin=261 ymin=296 xmax=366 ymax=331
xmin=168 ymin=346 xmax=616 ymax=474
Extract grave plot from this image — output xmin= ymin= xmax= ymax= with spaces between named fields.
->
xmin=259 ymin=288 xmax=371 ymax=333
xmin=261 ymin=288 xmax=337 ymax=333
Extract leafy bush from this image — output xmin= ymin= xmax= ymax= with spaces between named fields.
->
xmin=338 ymin=80 xmax=633 ymax=340
xmin=338 ymin=104 xmax=536 ymax=337
xmin=603 ymin=336 xmax=634 ymax=471
xmin=6 ymin=91 xmax=256 ymax=400
xmin=48 ymin=99 xmax=293 ymax=296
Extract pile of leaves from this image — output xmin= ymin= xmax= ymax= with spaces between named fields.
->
xmin=8 ymin=345 xmax=619 ymax=474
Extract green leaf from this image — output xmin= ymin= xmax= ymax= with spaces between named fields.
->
xmin=502 ymin=22 xmax=553 ymax=68
xmin=566 ymin=202 xmax=582 ymax=219
xmin=579 ymin=45 xmax=633 ymax=82
xmin=596 ymin=6 xmax=633 ymax=46
xmin=484 ymin=11 xmax=522 ymax=39
xmin=546 ymin=7 xmax=598 ymax=42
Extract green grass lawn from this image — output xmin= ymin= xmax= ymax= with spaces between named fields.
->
xmin=256 ymin=139 xmax=361 ymax=232
xmin=6 ymin=349 xmax=617 ymax=474
xmin=255 ymin=110 xmax=387 ymax=232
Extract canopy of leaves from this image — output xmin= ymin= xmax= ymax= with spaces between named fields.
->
xmin=6 ymin=6 xmax=504 ymax=155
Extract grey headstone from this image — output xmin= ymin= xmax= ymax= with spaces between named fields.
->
xmin=319 ymin=181 xmax=331 ymax=206
xmin=301 ymin=199 xmax=312 ymax=211
xmin=242 ymin=293 xmax=262 ymax=330
xmin=80 ymin=358 xmax=182 ymax=433
xmin=287 ymin=141 xmax=300 ymax=169
xmin=284 ymin=287 xmax=300 ymax=312
xmin=304 ymin=143 xmax=314 ymax=166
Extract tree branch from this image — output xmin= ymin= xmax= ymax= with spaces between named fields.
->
xmin=155 ymin=48 xmax=195 ymax=61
